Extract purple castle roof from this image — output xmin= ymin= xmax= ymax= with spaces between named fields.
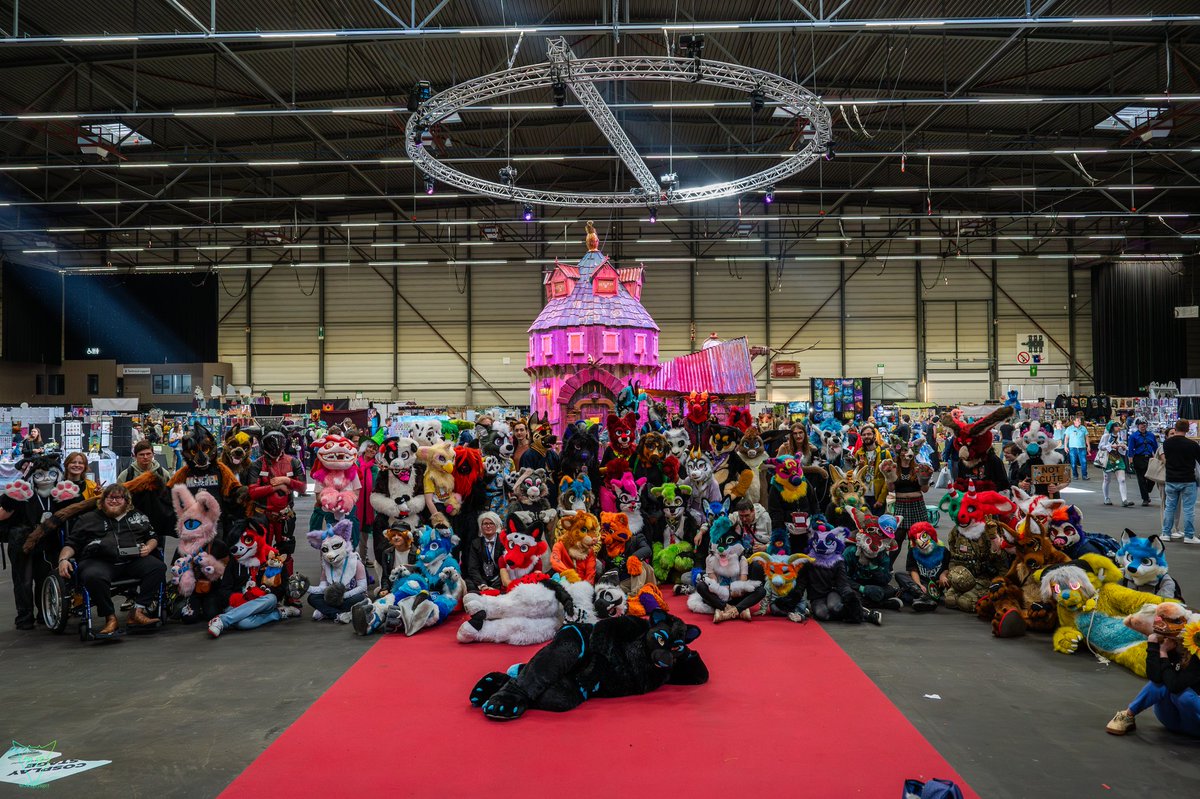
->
xmin=528 ymin=249 xmax=659 ymax=333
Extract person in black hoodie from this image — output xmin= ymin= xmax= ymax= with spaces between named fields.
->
xmin=1107 ymin=604 xmax=1200 ymax=737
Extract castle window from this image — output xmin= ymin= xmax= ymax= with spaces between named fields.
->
xmin=553 ymin=280 xmax=568 ymax=297
xmin=541 ymin=335 xmax=553 ymax=356
xmin=634 ymin=334 xmax=647 ymax=355
xmin=594 ymin=278 xmax=616 ymax=296
xmin=568 ymin=332 xmax=584 ymax=354
xmin=602 ymin=332 xmax=620 ymax=354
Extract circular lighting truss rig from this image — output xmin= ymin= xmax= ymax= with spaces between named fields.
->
xmin=405 ymin=37 xmax=833 ymax=208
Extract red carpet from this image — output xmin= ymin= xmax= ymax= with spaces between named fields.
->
xmin=222 ymin=616 xmax=977 ymax=798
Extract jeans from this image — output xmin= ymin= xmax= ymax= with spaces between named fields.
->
xmin=1129 ymin=683 xmax=1200 ymax=737
xmin=218 ymin=594 xmax=281 ymax=631
xmin=1068 ymin=447 xmax=1088 ymax=479
xmin=307 ymin=591 xmax=362 ymax=618
xmin=1162 ymin=482 xmax=1197 ymax=538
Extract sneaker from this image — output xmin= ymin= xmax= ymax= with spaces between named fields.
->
xmin=1103 ymin=499 xmax=1113 ymax=506
xmin=786 ymin=611 xmax=809 ymax=623
xmin=738 ymin=608 xmax=753 ymax=621
xmin=311 ymin=610 xmax=326 ymax=621
xmin=912 ymin=596 xmax=939 ymax=613
xmin=279 ymin=604 xmax=301 ymax=618
xmin=1170 ymin=532 xmax=1185 ymax=541
xmin=335 ymin=611 xmax=353 ymax=624
xmin=1122 ymin=501 xmax=1135 ymax=507
xmin=1142 ymin=500 xmax=1152 ymax=507
xmin=207 ymin=617 xmax=225 ymax=638
xmin=712 ymin=606 xmax=737 ymax=624
xmin=882 ymin=597 xmax=904 ymax=611
xmin=1186 ymin=537 xmax=1200 ymax=546
xmin=865 ymin=609 xmax=883 ymax=626
xmin=1106 ymin=709 xmax=1136 ymax=735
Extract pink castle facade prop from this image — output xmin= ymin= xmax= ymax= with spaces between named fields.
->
xmin=526 ymin=225 xmax=759 ymax=436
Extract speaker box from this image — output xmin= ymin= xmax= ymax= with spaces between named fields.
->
xmin=111 ymin=416 xmax=133 ymax=455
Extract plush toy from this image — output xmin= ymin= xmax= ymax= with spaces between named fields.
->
xmin=602 ymin=412 xmax=639 ymax=466
xmin=310 ymin=434 xmax=361 ymax=518
xmin=371 ymin=436 xmax=424 ymax=526
xmin=1041 ymin=556 xmax=1175 ymax=677
xmin=1115 ymin=530 xmax=1182 ymax=599
xmin=975 ymin=523 xmax=1069 ymax=637
xmin=168 ymin=485 xmax=223 ymax=599
xmin=470 ymin=608 xmax=708 ymax=720
xmin=551 ymin=512 xmax=600 ymax=583
xmin=304 ymin=518 xmax=368 ymax=620
xmin=1004 ymin=388 xmax=1023 ymax=417
xmin=262 ymin=551 xmax=286 ymax=589
xmin=353 ymin=523 xmax=462 ymax=636
xmin=800 ymin=519 xmax=878 ymax=624
xmin=649 ymin=482 xmax=696 ymax=585
xmin=843 ymin=510 xmax=903 ymax=611
xmin=748 ymin=551 xmax=813 ymax=621
xmin=597 ymin=511 xmax=662 ymax=616
xmin=686 ymin=515 xmax=763 ymax=621
xmin=418 ymin=440 xmax=458 ymax=516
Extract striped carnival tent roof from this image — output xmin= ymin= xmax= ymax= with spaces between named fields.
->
xmin=644 ymin=336 xmax=757 ymax=397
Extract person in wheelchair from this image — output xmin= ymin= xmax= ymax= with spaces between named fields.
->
xmin=56 ymin=484 xmax=166 ymax=638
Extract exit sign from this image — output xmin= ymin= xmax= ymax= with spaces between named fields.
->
xmin=1030 ymin=365 xmax=1038 ymax=377
xmin=282 ymin=392 xmax=290 ymax=402
xmin=1175 ymin=306 xmax=1199 ymax=319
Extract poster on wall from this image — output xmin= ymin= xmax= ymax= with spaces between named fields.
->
xmin=810 ymin=378 xmax=871 ymax=420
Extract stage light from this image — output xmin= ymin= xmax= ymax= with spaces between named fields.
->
xmin=523 ymin=204 xmax=534 ymax=221
xmin=552 ymin=81 xmax=567 ymax=107
xmin=659 ymin=172 xmax=678 ymax=191
xmin=750 ymin=89 xmax=766 ymax=113
xmin=648 ymin=207 xmax=658 ymax=223
xmin=423 ymin=175 xmax=435 ymax=195
xmin=764 ymin=186 xmax=775 ymax=205
xmin=824 ymin=141 xmax=835 ymax=160
xmin=499 ymin=165 xmax=518 ymax=186
xmin=407 ymin=80 xmax=432 ymax=112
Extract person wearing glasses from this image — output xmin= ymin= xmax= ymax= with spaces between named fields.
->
xmin=56 ymin=484 xmax=165 ymax=638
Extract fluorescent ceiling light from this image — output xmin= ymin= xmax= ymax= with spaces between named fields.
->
xmin=369 ymin=260 xmax=429 ymax=266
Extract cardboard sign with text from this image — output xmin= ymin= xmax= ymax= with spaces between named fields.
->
xmin=1032 ymin=463 xmax=1072 ymax=486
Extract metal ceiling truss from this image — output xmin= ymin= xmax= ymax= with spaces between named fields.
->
xmin=406 ymin=41 xmax=832 ymax=207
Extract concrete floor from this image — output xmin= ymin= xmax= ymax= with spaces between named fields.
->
xmin=3 ymin=485 xmax=1200 ymax=797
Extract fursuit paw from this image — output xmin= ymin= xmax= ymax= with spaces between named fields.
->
xmin=4 ymin=479 xmax=33 ymax=502
xmin=470 ymin=672 xmax=511 ymax=707
xmin=626 ymin=556 xmax=643 ymax=577
xmin=1054 ymin=628 xmax=1084 ymax=654
xmin=482 ymin=686 xmax=530 ymax=721
xmin=50 ymin=481 xmax=80 ymax=502
xmin=993 ymin=608 xmax=1027 ymax=638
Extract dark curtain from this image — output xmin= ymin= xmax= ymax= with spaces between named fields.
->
xmin=2 ymin=264 xmax=61 ymax=363
xmin=1092 ymin=260 xmax=1191 ymax=395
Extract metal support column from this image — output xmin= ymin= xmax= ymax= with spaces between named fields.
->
xmin=1067 ymin=222 xmax=1078 ymax=390
xmin=392 ymin=263 xmax=399 ymax=400
xmin=245 ymin=270 xmax=253 ymax=388
xmin=915 ymin=228 xmax=925 ymax=402
xmin=318 ymin=228 xmax=326 ymax=398
xmin=839 ymin=241 xmax=847 ymax=375
xmin=688 ymin=218 xmax=697 ymax=350
xmin=990 ymin=238 xmax=1000 ymax=399
xmin=466 ymin=263 xmax=474 ymax=405
xmin=763 ymin=224 xmax=773 ymax=403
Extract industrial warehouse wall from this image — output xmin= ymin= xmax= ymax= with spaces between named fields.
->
xmin=213 ymin=213 xmax=1089 ymax=405
xmin=217 ymin=249 xmax=1092 ymax=407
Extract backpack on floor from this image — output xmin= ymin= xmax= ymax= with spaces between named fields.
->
xmin=903 ymin=779 xmax=965 ymax=799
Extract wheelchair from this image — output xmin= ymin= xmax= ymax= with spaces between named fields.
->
xmin=38 ymin=541 xmax=167 ymax=643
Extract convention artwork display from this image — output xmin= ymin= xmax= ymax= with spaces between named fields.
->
xmin=810 ymin=378 xmax=871 ymax=420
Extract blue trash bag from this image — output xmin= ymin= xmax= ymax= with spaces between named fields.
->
xmin=903 ymin=779 xmax=965 ymax=799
